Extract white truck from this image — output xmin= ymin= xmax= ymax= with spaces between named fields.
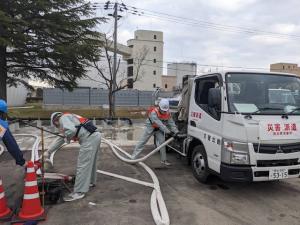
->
xmin=169 ymin=71 xmax=300 ymax=183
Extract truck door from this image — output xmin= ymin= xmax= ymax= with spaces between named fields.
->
xmin=189 ymin=74 xmax=223 ymax=173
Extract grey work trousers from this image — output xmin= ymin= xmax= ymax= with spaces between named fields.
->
xmin=74 ymin=132 xmax=101 ymax=193
xmin=132 ymin=128 xmax=167 ymax=161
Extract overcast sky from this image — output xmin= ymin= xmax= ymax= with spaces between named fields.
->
xmin=94 ymin=0 xmax=300 ymax=73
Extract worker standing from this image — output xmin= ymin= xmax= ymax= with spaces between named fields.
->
xmin=44 ymin=112 xmax=101 ymax=202
xmin=131 ymin=98 xmax=179 ymax=166
xmin=0 ymin=99 xmax=27 ymax=167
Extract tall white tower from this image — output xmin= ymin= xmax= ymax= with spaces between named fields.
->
xmin=127 ymin=30 xmax=163 ymax=90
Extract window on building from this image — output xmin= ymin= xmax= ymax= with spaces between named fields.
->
xmin=283 ymin=65 xmax=285 ymax=69
xmin=154 ymin=46 xmax=157 ymax=52
xmin=127 ymin=59 xmax=133 ymax=64
xmin=153 ymin=70 xmax=156 ymax=75
xmin=128 ymin=45 xmax=134 ymax=48
xmin=127 ymin=66 xmax=133 ymax=77
xmin=165 ymin=84 xmax=168 ymax=89
xmin=153 ymin=83 xmax=156 ymax=88
xmin=153 ymin=59 xmax=156 ymax=63
xmin=136 ymin=35 xmax=138 ymax=39
xmin=154 ymin=35 xmax=157 ymax=39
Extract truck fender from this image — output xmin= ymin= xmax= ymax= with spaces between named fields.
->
xmin=186 ymin=137 xmax=205 ymax=165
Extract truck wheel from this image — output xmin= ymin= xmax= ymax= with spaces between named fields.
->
xmin=191 ymin=145 xmax=209 ymax=183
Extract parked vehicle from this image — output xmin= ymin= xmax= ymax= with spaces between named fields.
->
xmin=170 ymin=71 xmax=300 ymax=183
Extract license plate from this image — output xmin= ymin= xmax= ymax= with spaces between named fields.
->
xmin=269 ymin=168 xmax=288 ymax=180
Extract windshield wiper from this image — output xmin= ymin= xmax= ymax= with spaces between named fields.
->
xmin=285 ymin=107 xmax=300 ymax=115
xmin=252 ymin=107 xmax=283 ymax=114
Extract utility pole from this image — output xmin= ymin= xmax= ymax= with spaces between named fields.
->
xmin=112 ymin=2 xmax=118 ymax=117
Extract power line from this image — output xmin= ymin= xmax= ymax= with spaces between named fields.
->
xmin=93 ymin=2 xmax=300 ymax=40
xmin=102 ymin=52 xmax=290 ymax=73
xmin=124 ymin=57 xmax=271 ymax=71
xmin=124 ymin=5 xmax=300 ymax=40
xmin=92 ymin=2 xmax=300 ymax=73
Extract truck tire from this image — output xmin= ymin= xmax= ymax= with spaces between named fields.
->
xmin=191 ymin=145 xmax=209 ymax=183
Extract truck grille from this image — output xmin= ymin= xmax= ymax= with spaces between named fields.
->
xmin=253 ymin=143 xmax=300 ymax=154
xmin=256 ymin=158 xmax=299 ymax=167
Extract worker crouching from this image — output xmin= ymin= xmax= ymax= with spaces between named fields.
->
xmin=44 ymin=112 xmax=101 ymax=202
xmin=131 ymin=99 xmax=179 ymax=166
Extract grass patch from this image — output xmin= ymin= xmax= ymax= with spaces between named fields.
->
xmin=8 ymin=104 xmax=148 ymax=119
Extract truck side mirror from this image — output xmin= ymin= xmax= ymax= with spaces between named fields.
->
xmin=208 ymin=88 xmax=221 ymax=111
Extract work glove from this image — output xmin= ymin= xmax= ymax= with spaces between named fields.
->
xmin=176 ymin=132 xmax=187 ymax=139
xmin=169 ymin=132 xmax=179 ymax=140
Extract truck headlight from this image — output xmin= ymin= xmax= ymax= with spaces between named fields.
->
xmin=221 ymin=139 xmax=250 ymax=165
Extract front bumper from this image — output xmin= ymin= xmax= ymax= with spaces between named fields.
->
xmin=252 ymin=164 xmax=300 ymax=181
xmin=220 ymin=163 xmax=253 ymax=182
xmin=220 ymin=163 xmax=300 ymax=182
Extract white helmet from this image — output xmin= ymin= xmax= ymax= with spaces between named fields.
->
xmin=50 ymin=112 xmax=63 ymax=127
xmin=159 ymin=98 xmax=169 ymax=112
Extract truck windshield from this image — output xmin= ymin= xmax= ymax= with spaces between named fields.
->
xmin=226 ymin=73 xmax=300 ymax=114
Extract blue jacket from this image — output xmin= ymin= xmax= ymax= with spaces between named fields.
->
xmin=0 ymin=119 xmax=25 ymax=166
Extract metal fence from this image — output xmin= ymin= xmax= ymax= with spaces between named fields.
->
xmin=43 ymin=88 xmax=174 ymax=107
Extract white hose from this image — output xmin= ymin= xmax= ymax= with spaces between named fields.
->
xmin=101 ymin=137 xmax=171 ymax=225
xmin=97 ymin=170 xmax=154 ymax=188
xmin=0 ymin=145 xmax=4 ymax=156
xmin=14 ymin=134 xmax=40 ymax=162
xmin=48 ymin=136 xmax=172 ymax=225
xmin=102 ymin=137 xmax=174 ymax=164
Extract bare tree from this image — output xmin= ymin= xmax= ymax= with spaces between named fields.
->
xmin=91 ymin=36 xmax=148 ymax=117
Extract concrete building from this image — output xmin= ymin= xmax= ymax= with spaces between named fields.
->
xmin=127 ymin=30 xmax=163 ymax=90
xmin=167 ymin=62 xmax=197 ymax=88
xmin=77 ymin=61 xmax=128 ymax=88
xmin=270 ymin=63 xmax=300 ymax=76
xmin=77 ymin=30 xmax=163 ymax=91
xmin=161 ymin=75 xmax=176 ymax=91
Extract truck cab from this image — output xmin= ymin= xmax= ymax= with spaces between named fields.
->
xmin=171 ymin=71 xmax=300 ymax=183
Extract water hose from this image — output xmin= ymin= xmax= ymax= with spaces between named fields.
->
xmin=0 ymin=145 xmax=4 ymax=156
xmin=12 ymin=120 xmax=172 ymax=225
xmin=99 ymin=137 xmax=172 ymax=225
xmin=49 ymin=137 xmax=172 ymax=225
xmin=102 ymin=137 xmax=174 ymax=164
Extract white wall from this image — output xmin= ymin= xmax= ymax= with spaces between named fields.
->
xmin=127 ymin=30 xmax=164 ymax=91
xmin=167 ymin=63 xmax=197 ymax=88
xmin=7 ymin=85 xmax=28 ymax=107
xmin=76 ymin=29 xmax=164 ymax=91
xmin=77 ymin=60 xmax=128 ymax=88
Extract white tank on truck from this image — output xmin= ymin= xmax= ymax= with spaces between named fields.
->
xmin=169 ymin=71 xmax=300 ymax=183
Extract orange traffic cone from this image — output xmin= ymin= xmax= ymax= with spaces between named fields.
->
xmin=0 ymin=178 xmax=11 ymax=219
xmin=18 ymin=161 xmax=44 ymax=220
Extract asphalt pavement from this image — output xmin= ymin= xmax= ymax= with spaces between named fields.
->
xmin=1 ymin=143 xmax=300 ymax=225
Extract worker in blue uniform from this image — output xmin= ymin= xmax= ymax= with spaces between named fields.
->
xmin=0 ymin=99 xmax=27 ymax=167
